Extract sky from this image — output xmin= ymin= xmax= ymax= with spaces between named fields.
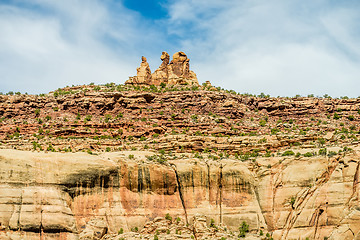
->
xmin=0 ymin=0 xmax=360 ymax=97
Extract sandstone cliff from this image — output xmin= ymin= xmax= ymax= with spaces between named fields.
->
xmin=1 ymin=84 xmax=360 ymax=239
xmin=0 ymin=148 xmax=359 ymax=239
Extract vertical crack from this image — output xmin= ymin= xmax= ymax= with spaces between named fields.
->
xmin=309 ymin=206 xmax=324 ymax=239
xmin=347 ymin=160 xmax=360 ymax=206
xmin=219 ymin=163 xmax=224 ymax=224
xmin=17 ymin=190 xmax=23 ymax=231
xmin=253 ymin=185 xmax=268 ymax=231
xmin=40 ymin=209 xmax=44 ymax=240
xmin=205 ymin=161 xmax=211 ymax=202
xmin=171 ymin=164 xmax=188 ymax=224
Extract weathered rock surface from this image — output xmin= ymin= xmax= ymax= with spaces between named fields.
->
xmin=2 ymin=83 xmax=360 ymax=239
xmin=0 ymin=149 xmax=359 ymax=239
xmin=126 ymin=51 xmax=198 ymax=86
xmin=126 ymin=56 xmax=152 ymax=85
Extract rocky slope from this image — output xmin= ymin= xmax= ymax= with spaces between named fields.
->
xmin=1 ymin=82 xmax=360 ymax=239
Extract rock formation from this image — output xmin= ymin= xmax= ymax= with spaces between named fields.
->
xmin=1 ymin=149 xmax=360 ymax=239
xmin=151 ymin=51 xmax=170 ymax=84
xmin=1 ymin=83 xmax=360 ymax=239
xmin=126 ymin=51 xmax=199 ymax=86
xmin=126 ymin=56 xmax=152 ymax=85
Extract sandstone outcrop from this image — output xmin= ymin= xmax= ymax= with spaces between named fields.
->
xmin=126 ymin=56 xmax=152 ymax=85
xmin=1 ymin=83 xmax=360 ymax=239
xmin=126 ymin=51 xmax=199 ymax=86
xmin=0 ymin=148 xmax=360 ymax=239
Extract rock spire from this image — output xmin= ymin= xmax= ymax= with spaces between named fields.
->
xmin=126 ymin=51 xmax=198 ymax=86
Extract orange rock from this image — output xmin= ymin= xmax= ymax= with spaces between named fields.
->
xmin=125 ymin=56 xmax=152 ymax=85
xmin=127 ymin=51 xmax=199 ymax=86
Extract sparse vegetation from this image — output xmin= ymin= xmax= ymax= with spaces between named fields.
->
xmin=238 ymin=221 xmax=249 ymax=238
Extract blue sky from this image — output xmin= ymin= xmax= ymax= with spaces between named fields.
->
xmin=0 ymin=0 xmax=360 ymax=97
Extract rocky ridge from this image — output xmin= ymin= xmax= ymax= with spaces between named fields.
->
xmin=1 ymin=79 xmax=360 ymax=239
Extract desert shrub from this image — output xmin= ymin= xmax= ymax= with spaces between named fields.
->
xmin=333 ymin=113 xmax=341 ymax=120
xmin=303 ymin=152 xmax=314 ymax=157
xmin=84 ymin=115 xmax=92 ymax=121
xmin=238 ymin=221 xmax=249 ymax=238
xmin=271 ymin=128 xmax=279 ymax=135
xmin=165 ymin=213 xmax=172 ymax=221
xmin=105 ymin=114 xmax=112 ymax=123
xmin=328 ymin=151 xmax=337 ymax=157
xmin=290 ymin=196 xmax=296 ymax=208
xmin=282 ymin=150 xmax=295 ymax=156
xmin=210 ymin=219 xmax=216 ymax=228
xmin=259 ymin=119 xmax=266 ymax=127
xmin=318 ymin=148 xmax=327 ymax=156
xmin=348 ymin=115 xmax=355 ymax=121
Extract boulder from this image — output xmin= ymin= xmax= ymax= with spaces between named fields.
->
xmin=79 ymin=218 xmax=108 ymax=240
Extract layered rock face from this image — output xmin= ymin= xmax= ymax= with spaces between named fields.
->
xmin=1 ymin=83 xmax=360 ymax=239
xmin=0 ymin=149 xmax=360 ymax=239
xmin=126 ymin=51 xmax=199 ymax=86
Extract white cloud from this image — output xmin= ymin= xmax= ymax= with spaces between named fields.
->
xmin=0 ymin=0 xmax=167 ymax=94
xmin=1 ymin=0 xmax=359 ymax=97
xmin=167 ymin=0 xmax=360 ymax=97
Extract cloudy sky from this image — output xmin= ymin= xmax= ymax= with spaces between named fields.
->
xmin=1 ymin=0 xmax=360 ymax=97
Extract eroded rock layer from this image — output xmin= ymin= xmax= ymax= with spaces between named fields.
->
xmin=0 ymin=149 xmax=360 ymax=239
xmin=1 ymin=84 xmax=360 ymax=239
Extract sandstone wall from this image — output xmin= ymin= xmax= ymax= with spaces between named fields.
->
xmin=0 ymin=149 xmax=360 ymax=239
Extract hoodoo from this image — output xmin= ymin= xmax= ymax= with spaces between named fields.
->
xmin=126 ymin=51 xmax=199 ymax=86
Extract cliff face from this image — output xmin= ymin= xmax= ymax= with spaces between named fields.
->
xmin=0 ymin=148 xmax=359 ymax=240
xmin=1 ymin=84 xmax=360 ymax=239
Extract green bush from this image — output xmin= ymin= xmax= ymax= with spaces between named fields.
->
xmin=259 ymin=119 xmax=266 ymax=127
xmin=271 ymin=128 xmax=279 ymax=135
xmin=328 ymin=151 xmax=337 ymax=157
xmin=210 ymin=218 xmax=216 ymax=228
xmin=165 ymin=213 xmax=172 ymax=221
xmin=333 ymin=113 xmax=341 ymax=120
xmin=85 ymin=115 xmax=92 ymax=121
xmin=319 ymin=148 xmax=327 ymax=156
xmin=282 ymin=150 xmax=295 ymax=156
xmin=290 ymin=196 xmax=296 ymax=208
xmin=348 ymin=115 xmax=355 ymax=121
xmin=105 ymin=114 xmax=112 ymax=123
xmin=238 ymin=221 xmax=249 ymax=238
xmin=303 ymin=152 xmax=314 ymax=157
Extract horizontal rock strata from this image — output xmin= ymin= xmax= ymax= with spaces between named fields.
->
xmin=0 ymin=149 xmax=359 ymax=239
